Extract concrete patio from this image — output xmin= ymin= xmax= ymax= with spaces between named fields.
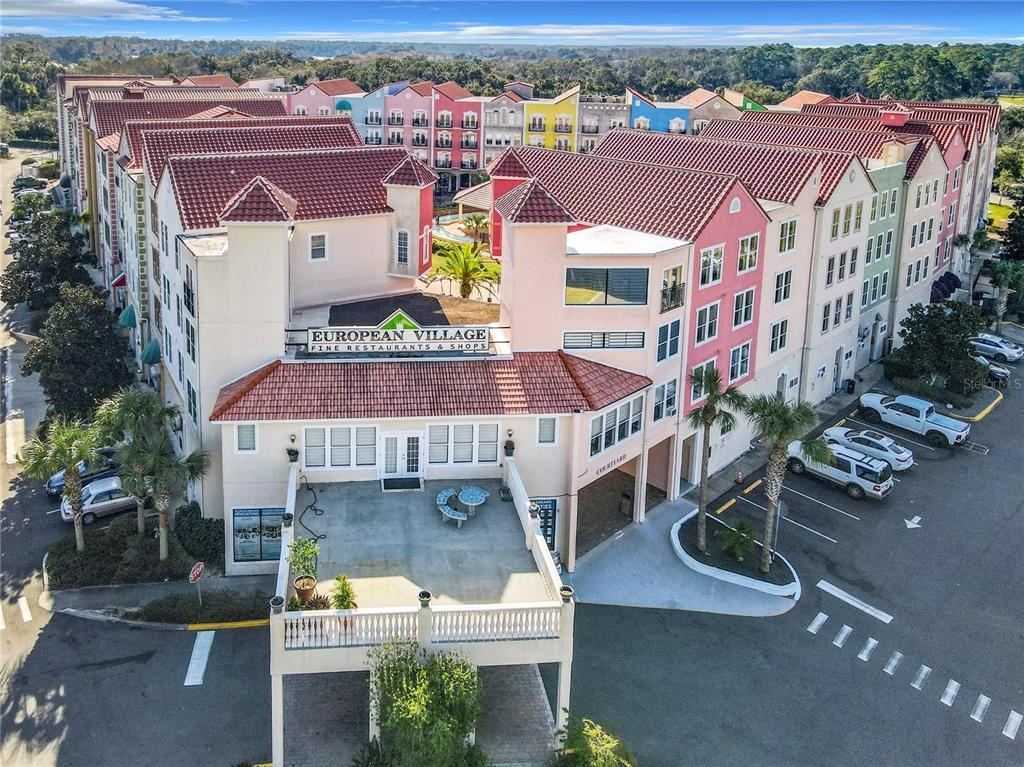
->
xmin=294 ymin=479 xmax=552 ymax=609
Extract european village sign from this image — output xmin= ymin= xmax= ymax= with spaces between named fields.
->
xmin=307 ymin=309 xmax=490 ymax=354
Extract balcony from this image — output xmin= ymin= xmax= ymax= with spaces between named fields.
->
xmin=581 ymin=125 xmax=600 ymax=134
xmin=460 ymin=140 xmax=478 ymax=150
xmin=364 ymin=136 xmax=382 ymax=145
xmin=435 ymin=159 xmax=452 ymax=169
xmin=461 ymin=120 xmax=479 ymax=130
xmin=460 ymin=160 xmax=478 ymax=170
xmin=435 ymin=139 xmax=452 ymax=148
xmin=411 ymin=137 xmax=428 ymax=147
xmin=364 ymin=116 xmax=381 ymax=125
xmin=387 ymin=116 xmax=404 ymax=126
xmin=388 ymin=136 xmax=404 ymax=146
xmin=436 ymin=119 xmax=453 ymax=129
xmin=660 ymin=283 xmax=685 ymax=313
xmin=554 ymin=125 xmax=573 ymax=133
xmin=528 ymin=122 xmax=546 ymax=133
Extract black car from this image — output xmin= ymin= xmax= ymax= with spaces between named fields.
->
xmin=44 ymin=447 xmax=119 ymax=499
xmin=974 ymin=354 xmax=1011 ymax=385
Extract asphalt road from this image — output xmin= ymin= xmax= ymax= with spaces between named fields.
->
xmin=569 ymin=376 xmax=1024 ymax=767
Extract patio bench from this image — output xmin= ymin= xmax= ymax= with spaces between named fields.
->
xmin=439 ymin=504 xmax=468 ymax=528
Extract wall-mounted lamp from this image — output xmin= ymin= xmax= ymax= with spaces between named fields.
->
xmin=289 ymin=434 xmax=297 ymax=444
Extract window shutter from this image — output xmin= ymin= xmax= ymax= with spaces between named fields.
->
xmin=537 ymin=418 xmax=556 ymax=444
xmin=237 ymin=425 xmax=256 ymax=452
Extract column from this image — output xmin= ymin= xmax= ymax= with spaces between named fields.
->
xmin=564 ymin=493 xmax=579 ymax=573
xmin=271 ymin=672 xmax=284 ymax=766
xmin=632 ymin=448 xmax=648 ymax=524
xmin=369 ymin=675 xmax=380 ymax=742
xmin=667 ymin=434 xmax=681 ymax=502
xmin=555 ymin=587 xmax=575 ymax=743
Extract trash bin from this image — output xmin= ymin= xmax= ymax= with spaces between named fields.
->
xmin=844 ymin=378 xmax=856 ymax=395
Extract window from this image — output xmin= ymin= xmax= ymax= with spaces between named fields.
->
xmin=838 ymin=252 xmax=847 ymax=281
xmin=778 ymin=219 xmax=797 ymax=254
xmin=830 ymin=209 xmax=841 ymax=240
xmin=875 ymin=236 xmax=884 ymax=262
xmin=826 ymin=256 xmax=835 ymax=286
xmin=175 ymin=294 xmax=182 ymax=330
xmin=862 ymin=279 xmax=870 ymax=308
xmin=294 ymin=105 xmax=308 ymax=115
xmin=822 ymin=303 xmax=831 ymax=333
xmin=911 ymin=224 xmax=918 ymax=248
xmin=305 ymin=426 xmax=376 ymax=468
xmin=729 ymin=342 xmax=751 ymax=382
xmin=589 ymin=397 xmax=643 ymax=456
xmin=948 ymin=205 xmax=955 ymax=227
xmin=309 ymin=233 xmax=327 ymax=261
xmin=729 ymin=197 xmax=741 ymax=213
xmin=653 ymin=380 xmax=677 ymax=421
xmin=774 ymin=270 xmax=792 ymax=303
xmin=537 ymin=418 xmax=557 ymax=445
xmin=854 ymin=202 xmax=863 ymax=232
xmin=657 ymin=319 xmax=681 ymax=362
xmin=737 ymin=234 xmax=759 ymax=273
xmin=880 ymin=191 xmax=889 ymax=219
xmin=185 ymin=320 xmax=195 ymax=361
xmin=906 ymin=263 xmax=913 ymax=288
xmin=845 ymin=292 xmax=854 ymax=320
xmin=661 ymin=265 xmax=685 ymax=311
xmin=932 ymin=178 xmax=939 ymax=201
xmin=885 ymin=230 xmax=893 ymax=257
xmin=563 ymin=331 xmax=644 ymax=349
xmin=317 ymin=106 xmax=330 ymax=116
xmin=770 ymin=319 xmax=788 ymax=353
xmin=889 ymin=188 xmax=898 ymax=216
xmin=927 ymin=218 xmax=934 ymax=241
xmin=833 ymin=300 xmax=842 ymax=327
xmin=842 ymin=205 xmax=852 ymax=236
xmin=915 ymin=184 xmax=922 ymax=209
xmin=865 ymin=237 xmax=873 ymax=265
xmin=565 ymin=268 xmax=648 ymax=305
xmin=870 ymin=274 xmax=880 ymax=302
xmin=452 ymin=425 xmax=475 ymax=462
xmin=849 ymin=247 xmax=858 ymax=276
xmin=880 ymin=270 xmax=889 ymax=298
xmin=953 ymin=167 xmax=961 ymax=190
xmin=732 ymin=288 xmax=755 ymax=328
xmin=232 ymin=508 xmax=285 ymax=563
xmin=870 ymin=195 xmax=878 ymax=222
xmin=236 ymin=424 xmax=257 ymax=453
xmin=428 ymin=425 xmax=449 ymax=463
xmin=160 ymin=221 xmax=168 ymax=254
xmin=396 ymin=230 xmax=409 ymax=265
xmin=177 ymin=353 xmax=183 ymax=385
xmin=944 ymin=172 xmax=949 ymax=196
xmin=699 ymin=245 xmax=724 ymax=287
xmin=695 ymin=303 xmax=719 ymax=344
xmin=477 ymin=423 xmax=499 ymax=463
xmin=690 ymin=360 xmax=717 ymax=402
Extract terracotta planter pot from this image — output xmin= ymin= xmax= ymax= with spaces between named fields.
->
xmin=294 ymin=575 xmax=317 ymax=604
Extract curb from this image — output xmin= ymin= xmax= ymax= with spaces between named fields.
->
xmin=187 ymin=618 xmax=269 ymax=631
xmin=948 ymin=388 xmax=1003 ymax=422
xmin=44 ymin=601 xmax=270 ymax=631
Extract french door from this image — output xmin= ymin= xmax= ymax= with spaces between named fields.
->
xmin=380 ymin=433 xmax=422 ymax=479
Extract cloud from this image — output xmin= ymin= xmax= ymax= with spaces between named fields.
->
xmin=3 ymin=0 xmax=229 ymax=22
xmin=0 ymin=24 xmax=53 ymax=33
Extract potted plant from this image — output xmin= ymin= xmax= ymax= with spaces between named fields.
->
xmin=331 ymin=574 xmax=358 ymax=610
xmin=286 ymin=447 xmax=299 ymax=462
xmin=289 ymin=537 xmax=319 ymax=603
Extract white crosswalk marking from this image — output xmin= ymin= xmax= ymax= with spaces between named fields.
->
xmin=941 ymin=680 xmax=961 ymax=706
xmin=807 ymin=612 xmax=828 ymax=634
xmin=971 ymin=695 xmax=991 ymax=723
xmin=1003 ymin=711 xmax=1022 ymax=740
xmin=883 ymin=651 xmax=903 ymax=675
xmin=184 ymin=631 xmax=215 ymax=687
xmin=833 ymin=625 xmax=852 ymax=648
xmin=17 ymin=596 xmax=31 ymax=623
xmin=911 ymin=665 xmax=931 ymax=690
xmin=857 ymin=638 xmax=877 ymax=661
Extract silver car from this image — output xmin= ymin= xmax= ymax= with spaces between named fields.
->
xmin=969 ymin=333 xmax=1023 ymax=363
xmin=822 ymin=427 xmax=914 ymax=471
xmin=59 ymin=476 xmax=135 ymax=525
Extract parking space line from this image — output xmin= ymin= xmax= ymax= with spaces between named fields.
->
xmin=816 ymin=580 xmax=894 ymax=623
xmin=739 ymin=496 xmax=838 ymax=543
xmin=884 ymin=651 xmax=903 ymax=675
xmin=714 ymin=498 xmax=736 ymax=515
xmin=807 ymin=612 xmax=828 ymax=634
xmin=1003 ymin=711 xmax=1022 ymax=740
xmin=17 ymin=596 xmax=31 ymax=623
xmin=857 ymin=638 xmax=877 ymax=661
xmin=781 ymin=486 xmax=860 ymax=520
xmin=941 ymin=680 xmax=961 ymax=706
xmin=911 ymin=665 xmax=931 ymax=690
xmin=832 ymin=625 xmax=852 ymax=648
xmin=971 ymin=695 xmax=991 ymax=723
xmin=743 ymin=479 xmax=762 ymax=494
xmin=184 ymin=631 xmax=215 ymax=687
xmin=845 ymin=418 xmax=936 ymax=451
xmin=834 ymin=418 xmax=846 ymax=427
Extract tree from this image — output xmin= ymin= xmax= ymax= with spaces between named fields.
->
xmin=988 ymin=261 xmax=1024 ymax=332
xmin=686 ymin=365 xmax=746 ymax=554
xmin=743 ymin=395 xmax=832 ymax=574
xmin=22 ymin=283 xmax=132 ymax=418
xmin=460 ymin=213 xmax=489 ymax=244
xmin=553 ymin=715 xmax=636 ymax=767
xmin=0 ymin=211 xmax=92 ymax=310
xmin=896 ymin=301 xmax=984 ymax=391
xmin=1001 ymin=208 xmax=1024 ymax=263
xmin=954 ymin=230 xmax=998 ymax=291
xmin=95 ymin=386 xmax=177 ymax=537
xmin=130 ymin=428 xmax=208 ymax=560
xmin=20 ymin=417 xmax=101 ymax=552
xmin=424 ymin=241 xmax=500 ymax=300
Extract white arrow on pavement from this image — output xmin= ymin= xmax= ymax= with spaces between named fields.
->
xmin=904 ymin=515 xmax=922 ymax=529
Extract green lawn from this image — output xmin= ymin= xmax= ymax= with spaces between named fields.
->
xmin=989 ymin=202 xmax=1015 ymax=231
xmin=998 ymin=96 xmax=1024 ymax=107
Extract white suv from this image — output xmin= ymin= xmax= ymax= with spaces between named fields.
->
xmin=786 ymin=441 xmax=894 ymax=500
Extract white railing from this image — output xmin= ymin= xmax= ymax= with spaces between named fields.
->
xmin=431 ymin=603 xmax=561 ymax=643
xmin=504 ymin=458 xmax=564 ymax=600
xmin=284 ymin=607 xmax=418 ymax=649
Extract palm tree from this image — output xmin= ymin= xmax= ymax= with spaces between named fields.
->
xmin=744 ymin=394 xmax=833 ymax=574
xmin=95 ymin=387 xmax=177 ymax=537
xmin=133 ymin=429 xmax=209 ymax=561
xmin=686 ymin=365 xmax=747 ymax=553
xmin=954 ymin=230 xmax=998 ymax=291
xmin=20 ymin=417 xmax=101 ymax=552
xmin=461 ymin=212 xmax=489 ymax=244
xmin=424 ymin=241 xmax=500 ymax=300
xmin=988 ymin=260 xmax=1024 ymax=333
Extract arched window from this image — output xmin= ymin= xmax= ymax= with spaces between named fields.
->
xmin=729 ymin=197 xmax=741 ymax=214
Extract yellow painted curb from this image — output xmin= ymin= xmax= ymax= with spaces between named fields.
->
xmin=834 ymin=418 xmax=846 ymax=427
xmin=743 ymin=478 xmax=763 ymax=494
xmin=714 ymin=498 xmax=736 ymax=516
xmin=187 ymin=618 xmax=269 ymax=631
xmin=948 ymin=388 xmax=1003 ymax=423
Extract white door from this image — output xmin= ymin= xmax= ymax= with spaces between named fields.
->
xmin=380 ymin=433 xmax=422 ymax=479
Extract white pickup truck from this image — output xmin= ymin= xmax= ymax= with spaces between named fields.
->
xmin=858 ymin=393 xmax=970 ymax=448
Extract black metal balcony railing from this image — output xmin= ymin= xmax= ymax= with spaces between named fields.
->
xmin=411 ymin=137 xmax=427 ymax=146
xmin=554 ymin=125 xmax=572 ymax=133
xmin=436 ymin=120 xmax=453 ymax=128
xmin=460 ymin=160 xmax=478 ymax=170
xmin=435 ymin=159 xmax=452 ymax=169
xmin=364 ymin=136 xmax=382 ymax=145
xmin=388 ymin=136 xmax=404 ymax=145
xmin=581 ymin=125 xmax=600 ymax=134
xmin=660 ymin=284 xmax=685 ymax=313
xmin=460 ymin=141 xmax=478 ymax=149
xmin=461 ymin=120 xmax=478 ymax=129
xmin=529 ymin=122 xmax=546 ymax=132
xmin=387 ymin=116 xmax=404 ymax=126
xmin=435 ymin=139 xmax=452 ymax=148
xmin=412 ymin=117 xmax=429 ymax=127
xmin=365 ymin=116 xmax=382 ymax=125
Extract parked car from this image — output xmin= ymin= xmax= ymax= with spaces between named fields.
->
xmin=973 ymin=354 xmax=1011 ymax=384
xmin=968 ymin=333 xmax=1023 ymax=363
xmin=787 ymin=441 xmax=894 ymax=500
xmin=822 ymin=427 xmax=914 ymax=471
xmin=858 ymin=393 xmax=970 ymax=448
xmin=59 ymin=476 xmax=136 ymax=525
xmin=12 ymin=176 xmax=46 ymax=190
xmin=45 ymin=447 xmax=119 ymax=499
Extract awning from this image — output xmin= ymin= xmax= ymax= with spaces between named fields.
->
xmin=452 ymin=181 xmax=492 ymax=211
xmin=140 ymin=339 xmax=161 ymax=365
xmin=111 ymin=272 xmax=127 ymax=288
xmin=118 ymin=304 xmax=137 ymax=328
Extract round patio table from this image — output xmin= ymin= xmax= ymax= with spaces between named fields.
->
xmin=457 ymin=486 xmax=488 ymax=517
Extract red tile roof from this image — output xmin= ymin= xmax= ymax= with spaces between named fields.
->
xmin=91 ymin=96 xmax=287 ymax=138
xmin=592 ymin=129 xmax=839 ymax=204
xmin=139 ymin=121 xmax=364 ymax=182
xmin=777 ymin=90 xmax=830 ymax=109
xmin=219 ymin=176 xmax=298 ymax=223
xmin=381 ymin=155 xmax=439 ymax=187
xmin=406 ymin=81 xmax=435 ymax=97
xmin=487 ymin=147 xmax=531 ymax=178
xmin=494 ymin=178 xmax=576 ymax=224
xmin=803 ymin=103 xmax=990 ymax=146
xmin=124 ymin=115 xmax=359 ymax=170
xmin=305 ymin=78 xmax=364 ymax=96
xmin=186 ymin=105 xmax=254 ymax=120
xmin=209 ymin=353 xmax=651 ymax=421
xmin=181 ymin=74 xmax=239 ymax=88
xmin=676 ymin=88 xmax=719 ymax=108
xmin=165 ymin=147 xmax=419 ymax=230
xmin=495 ymin=146 xmax=761 ymax=242
xmin=846 ymin=95 xmax=1001 ymax=131
xmin=435 ymin=81 xmax=474 ymax=101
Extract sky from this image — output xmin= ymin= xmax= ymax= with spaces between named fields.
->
xmin=2 ymin=0 xmax=1022 ymax=47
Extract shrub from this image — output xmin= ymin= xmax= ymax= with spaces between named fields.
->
xmin=174 ymin=501 xmax=225 ymax=569
xmin=36 ymin=159 xmax=59 ymax=179
xmin=45 ymin=528 xmax=124 ymax=590
xmin=112 ymin=527 xmax=192 ymax=584
xmin=882 ymin=347 xmax=919 ymax=381
xmin=720 ymin=521 xmax=757 ymax=562
xmin=136 ymin=589 xmax=268 ymax=624
xmin=304 ymin=594 xmax=331 ymax=610
xmin=892 ymin=377 xmax=974 ymax=409
xmin=351 ymin=739 xmax=393 ymax=767
xmin=286 ymin=595 xmax=302 ymax=612
xmin=551 ymin=715 xmax=636 ymax=767
xmin=332 ymin=574 xmax=357 ymax=609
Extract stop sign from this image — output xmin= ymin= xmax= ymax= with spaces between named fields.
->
xmin=189 ymin=561 xmax=205 ymax=584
